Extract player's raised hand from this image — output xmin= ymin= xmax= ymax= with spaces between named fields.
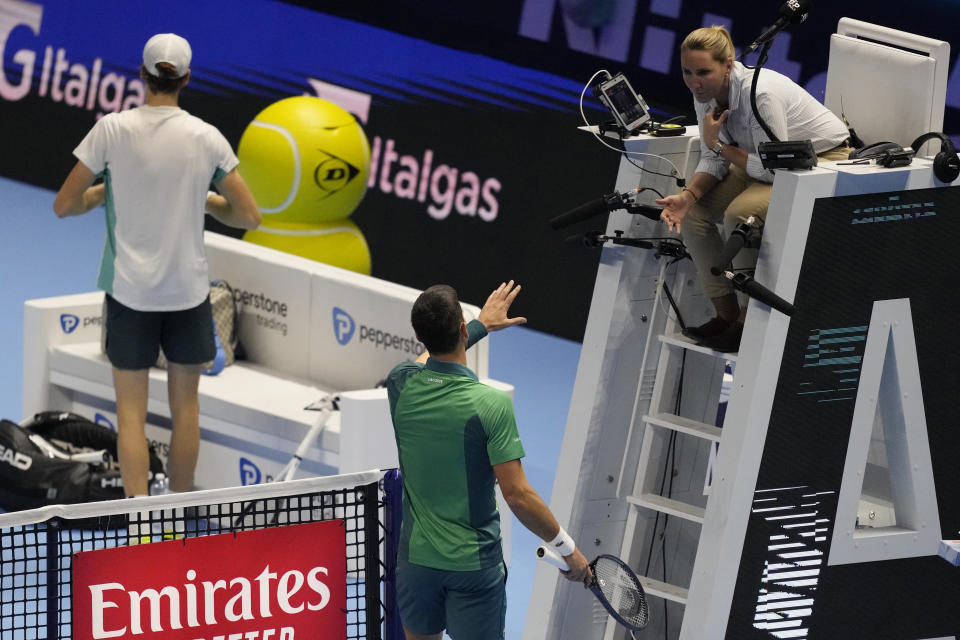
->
xmin=477 ymin=280 xmax=527 ymax=332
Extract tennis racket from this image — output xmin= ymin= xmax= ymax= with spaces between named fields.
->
xmin=537 ymin=545 xmax=649 ymax=633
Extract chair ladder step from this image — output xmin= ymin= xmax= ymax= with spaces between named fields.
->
xmin=626 ymin=493 xmax=705 ymax=523
xmin=638 ymin=575 xmax=689 ymax=605
xmin=643 ymin=412 xmax=722 ymax=442
xmin=659 ymin=332 xmax=738 ymax=361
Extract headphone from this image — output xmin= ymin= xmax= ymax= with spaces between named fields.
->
xmin=910 ymin=132 xmax=960 ymax=183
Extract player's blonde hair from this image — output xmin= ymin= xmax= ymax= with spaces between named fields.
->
xmin=681 ymin=26 xmax=735 ymax=63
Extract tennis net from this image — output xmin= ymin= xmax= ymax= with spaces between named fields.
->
xmin=0 ymin=469 xmax=396 ymax=640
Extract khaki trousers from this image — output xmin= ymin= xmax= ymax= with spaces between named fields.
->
xmin=681 ymin=146 xmax=851 ymax=298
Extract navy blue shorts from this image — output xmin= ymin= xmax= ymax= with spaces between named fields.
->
xmin=104 ymin=294 xmax=215 ymax=370
xmin=396 ymin=559 xmax=507 ymax=639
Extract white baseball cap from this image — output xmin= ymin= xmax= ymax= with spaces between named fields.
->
xmin=142 ymin=33 xmax=192 ymax=78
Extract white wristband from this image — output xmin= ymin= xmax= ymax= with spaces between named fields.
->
xmin=547 ymin=527 xmax=576 ymax=556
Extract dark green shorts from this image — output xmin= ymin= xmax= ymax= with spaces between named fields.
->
xmin=104 ymin=294 xmax=215 ymax=370
xmin=396 ymin=559 xmax=507 ymax=639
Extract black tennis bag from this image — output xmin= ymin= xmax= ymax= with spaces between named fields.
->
xmin=0 ymin=411 xmax=163 ymax=512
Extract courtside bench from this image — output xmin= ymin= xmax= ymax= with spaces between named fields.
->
xmin=22 ymin=232 xmax=512 ymax=488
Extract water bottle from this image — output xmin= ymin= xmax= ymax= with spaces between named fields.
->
xmin=150 ymin=472 xmax=170 ymax=496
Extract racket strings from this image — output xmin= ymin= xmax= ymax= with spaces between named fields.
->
xmin=593 ymin=557 xmax=649 ymax=628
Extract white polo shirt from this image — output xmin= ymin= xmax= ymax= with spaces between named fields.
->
xmin=694 ymin=61 xmax=849 ymax=183
xmin=74 ymin=105 xmax=238 ymax=311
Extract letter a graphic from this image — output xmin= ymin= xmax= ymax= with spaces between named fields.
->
xmin=828 ymin=299 xmax=941 ymax=565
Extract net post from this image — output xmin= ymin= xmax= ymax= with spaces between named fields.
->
xmin=362 ymin=480 xmax=382 ymax=640
xmin=382 ymin=469 xmax=403 ymax=640
xmin=45 ymin=517 xmax=62 ymax=640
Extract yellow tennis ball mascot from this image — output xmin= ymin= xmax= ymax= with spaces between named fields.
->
xmin=243 ymin=219 xmax=371 ymax=274
xmin=238 ymin=96 xmax=372 ymax=274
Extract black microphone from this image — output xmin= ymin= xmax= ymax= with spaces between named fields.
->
xmin=549 ymin=192 xmax=626 ymax=230
xmin=711 ymin=232 xmax=748 ymax=277
xmin=710 ymin=217 xmax=764 ymax=276
xmin=550 ymin=191 xmax=665 ymax=230
xmin=745 ymin=0 xmax=813 ymax=55
xmin=724 ymin=271 xmax=794 ymax=316
xmin=611 ymin=236 xmax=655 ymax=250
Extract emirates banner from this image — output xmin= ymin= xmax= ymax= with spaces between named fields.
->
xmin=71 ymin=520 xmax=346 ymax=640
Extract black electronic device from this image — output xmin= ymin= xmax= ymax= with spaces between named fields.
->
xmin=648 ymin=122 xmax=685 ymax=137
xmin=877 ymin=148 xmax=915 ymax=168
xmin=847 ymin=141 xmax=915 ymax=169
xmin=910 ymin=132 xmax=960 ymax=182
xmin=758 ymin=140 xmax=818 ymax=170
xmin=595 ymin=72 xmax=651 ymax=135
xmin=848 ymin=141 xmax=902 ymax=160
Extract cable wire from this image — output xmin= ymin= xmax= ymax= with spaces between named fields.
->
xmin=625 ymin=154 xmax=683 ymax=182
xmin=654 ymin=257 xmax=688 ymax=329
xmin=636 ymin=186 xmax=665 ymax=199
xmin=579 ymin=72 xmax=685 ymax=184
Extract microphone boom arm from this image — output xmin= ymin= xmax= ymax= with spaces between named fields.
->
xmin=574 ymin=230 xmax=689 ymax=260
xmin=710 ymin=215 xmax=764 ymax=276
xmin=549 ymin=189 xmax=665 ymax=230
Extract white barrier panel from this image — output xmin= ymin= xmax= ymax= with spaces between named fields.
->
xmin=22 ymin=292 xmax=105 ymax=418
xmin=204 ymin=232 xmax=487 ymax=389
xmin=206 ymin=233 xmax=315 ymax=380
xmin=310 ymin=275 xmax=424 ymax=390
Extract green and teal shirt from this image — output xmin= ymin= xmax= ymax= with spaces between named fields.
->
xmin=387 ymin=320 xmax=525 ymax=571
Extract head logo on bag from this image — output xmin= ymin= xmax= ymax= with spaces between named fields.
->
xmin=0 ymin=444 xmax=32 ymax=471
xmin=333 ymin=307 xmax=355 ymax=345
xmin=0 ymin=413 xmax=163 ymax=513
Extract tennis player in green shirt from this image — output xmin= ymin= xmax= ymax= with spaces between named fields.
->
xmin=387 ymin=281 xmax=590 ymax=640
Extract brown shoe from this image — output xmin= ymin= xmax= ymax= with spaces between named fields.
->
xmin=697 ymin=321 xmax=743 ymax=353
xmin=682 ymin=316 xmax=730 ymax=340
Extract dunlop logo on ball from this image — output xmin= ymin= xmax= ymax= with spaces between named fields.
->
xmin=313 ymin=151 xmax=360 ymax=195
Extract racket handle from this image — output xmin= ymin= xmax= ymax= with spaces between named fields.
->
xmin=536 ymin=545 xmax=570 ymax=570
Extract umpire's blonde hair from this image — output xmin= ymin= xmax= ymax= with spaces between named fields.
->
xmin=681 ymin=26 xmax=735 ymax=63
